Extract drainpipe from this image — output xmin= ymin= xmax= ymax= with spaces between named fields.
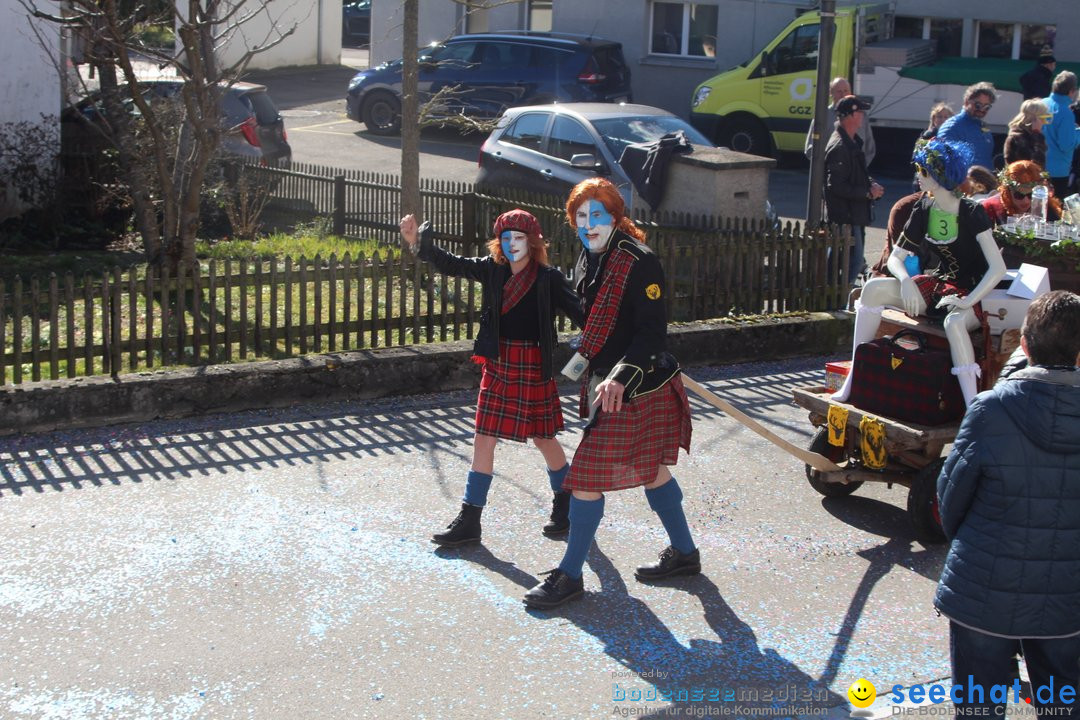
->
xmin=317 ymin=0 xmax=324 ymax=64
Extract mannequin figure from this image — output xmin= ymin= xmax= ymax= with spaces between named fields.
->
xmin=832 ymin=140 xmax=1007 ymax=407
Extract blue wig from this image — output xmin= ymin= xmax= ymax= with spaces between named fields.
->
xmin=911 ymin=139 xmax=973 ymax=191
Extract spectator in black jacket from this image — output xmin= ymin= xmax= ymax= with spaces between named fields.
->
xmin=824 ymin=95 xmax=884 ymax=284
xmin=1020 ymin=46 xmax=1056 ymax=100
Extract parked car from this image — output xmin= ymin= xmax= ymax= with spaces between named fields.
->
xmin=342 ymin=0 xmax=370 ymax=47
xmin=345 ymin=31 xmax=632 ymax=135
xmin=475 ymin=103 xmax=713 ymax=208
xmin=62 ymin=80 xmax=291 ymax=166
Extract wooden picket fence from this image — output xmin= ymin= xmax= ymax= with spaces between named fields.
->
xmin=2 ymin=164 xmax=852 ymax=385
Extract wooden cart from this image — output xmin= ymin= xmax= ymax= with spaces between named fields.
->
xmin=791 ymin=310 xmax=1022 ymax=545
xmin=791 ymin=385 xmax=959 ymax=544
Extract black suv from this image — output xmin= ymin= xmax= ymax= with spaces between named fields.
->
xmin=345 ymin=31 xmax=632 ymax=135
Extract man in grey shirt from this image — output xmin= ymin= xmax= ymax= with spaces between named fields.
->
xmin=805 ymin=76 xmax=876 ymax=167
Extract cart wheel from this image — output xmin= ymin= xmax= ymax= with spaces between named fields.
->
xmin=805 ymin=427 xmax=862 ymax=497
xmin=907 ymin=458 xmax=946 ymax=545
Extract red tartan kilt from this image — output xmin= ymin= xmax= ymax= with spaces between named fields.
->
xmin=913 ymin=275 xmax=985 ymax=321
xmin=474 ymin=340 xmax=564 ymax=442
xmin=564 ymin=375 xmax=692 ymax=492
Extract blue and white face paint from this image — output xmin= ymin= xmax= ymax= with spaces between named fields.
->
xmin=574 ymin=199 xmax=615 ymax=253
xmin=500 ymin=230 xmax=529 ymax=263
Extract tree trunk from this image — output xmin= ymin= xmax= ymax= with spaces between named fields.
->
xmin=400 ymin=0 xmax=421 ymax=222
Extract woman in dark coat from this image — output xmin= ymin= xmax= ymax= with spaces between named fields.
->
xmin=400 ymin=209 xmax=583 ymax=547
xmin=1003 ymin=98 xmax=1050 ymax=169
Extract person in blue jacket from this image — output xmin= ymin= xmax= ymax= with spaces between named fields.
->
xmin=1042 ymin=71 xmax=1080 ymax=199
xmin=936 ymin=82 xmax=997 ymax=171
xmin=935 ymin=290 xmax=1080 ymax=718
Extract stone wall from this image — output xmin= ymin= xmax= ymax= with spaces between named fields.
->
xmin=0 ymin=313 xmax=852 ymax=436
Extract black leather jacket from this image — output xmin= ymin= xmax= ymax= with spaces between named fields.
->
xmin=824 ymin=125 xmax=873 ymax=227
xmin=575 ymin=231 xmax=680 ymax=399
xmin=418 ymin=229 xmax=583 ymax=379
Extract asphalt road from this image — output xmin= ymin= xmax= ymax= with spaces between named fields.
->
xmin=0 ymin=357 xmax=956 ymax=719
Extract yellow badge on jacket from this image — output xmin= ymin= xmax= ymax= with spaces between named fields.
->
xmin=645 ymin=283 xmax=661 ymax=300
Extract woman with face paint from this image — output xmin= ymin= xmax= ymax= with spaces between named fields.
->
xmin=522 ymin=178 xmax=696 ymax=610
xmin=399 ymin=209 xmax=584 ymax=547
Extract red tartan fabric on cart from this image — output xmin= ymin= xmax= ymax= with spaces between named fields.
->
xmin=563 ymin=375 xmax=692 ymax=492
xmin=475 ymin=339 xmax=564 ymax=441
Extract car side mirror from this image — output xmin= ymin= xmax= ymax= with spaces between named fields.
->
xmin=570 ymin=153 xmax=602 ymax=171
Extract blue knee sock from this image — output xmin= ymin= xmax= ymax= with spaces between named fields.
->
xmin=462 ymin=470 xmax=494 ymax=507
xmin=558 ymin=496 xmax=605 ymax=579
xmin=548 ymin=464 xmax=570 ymax=493
xmin=645 ymin=479 xmax=695 ymax=555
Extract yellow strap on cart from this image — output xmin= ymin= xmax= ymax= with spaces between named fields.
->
xmin=827 ymin=405 xmax=848 ymax=447
xmin=859 ymin=415 xmax=888 ymax=470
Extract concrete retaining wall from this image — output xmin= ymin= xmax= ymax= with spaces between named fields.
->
xmin=0 ymin=313 xmax=852 ymax=436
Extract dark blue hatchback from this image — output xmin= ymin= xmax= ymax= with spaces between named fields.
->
xmin=345 ymin=32 xmax=632 ymax=135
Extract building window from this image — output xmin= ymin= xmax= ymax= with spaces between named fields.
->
xmin=975 ymin=21 xmax=1055 ymax=60
xmin=893 ymin=16 xmax=962 ymax=58
xmin=529 ymin=0 xmax=552 ymax=32
xmin=1019 ymin=25 xmax=1055 ymax=61
xmin=976 ymin=21 xmax=1013 ymax=59
xmin=650 ymin=2 xmax=719 ymax=58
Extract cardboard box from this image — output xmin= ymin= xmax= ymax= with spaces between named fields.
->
xmin=983 ymin=264 xmax=1051 ymax=333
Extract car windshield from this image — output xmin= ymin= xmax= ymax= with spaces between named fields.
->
xmin=592 ymin=116 xmax=713 ymax=159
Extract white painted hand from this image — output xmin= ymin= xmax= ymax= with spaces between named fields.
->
xmin=899 ymin=277 xmax=927 ymax=317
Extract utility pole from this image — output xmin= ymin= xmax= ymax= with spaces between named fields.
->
xmin=806 ymin=0 xmax=836 ymax=230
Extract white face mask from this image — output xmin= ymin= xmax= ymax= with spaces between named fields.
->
xmin=574 ymin=199 xmax=615 ymax=253
xmin=500 ymin=230 xmax=529 ymax=262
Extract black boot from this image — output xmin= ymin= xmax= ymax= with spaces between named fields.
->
xmin=523 ymin=569 xmax=584 ymax=609
xmin=431 ymin=503 xmax=482 ymax=547
xmin=541 ymin=491 xmax=571 ymax=537
xmin=634 ymin=546 xmax=701 ymax=581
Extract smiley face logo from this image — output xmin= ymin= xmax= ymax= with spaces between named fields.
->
xmin=848 ymin=678 xmax=876 ymax=709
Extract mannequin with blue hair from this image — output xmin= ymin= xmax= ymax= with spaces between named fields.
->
xmin=833 ymin=139 xmax=1006 ymax=408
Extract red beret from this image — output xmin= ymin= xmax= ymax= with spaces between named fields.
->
xmin=493 ymin=208 xmax=542 ymax=238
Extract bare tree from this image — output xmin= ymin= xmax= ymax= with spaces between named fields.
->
xmin=25 ymin=0 xmax=296 ymax=270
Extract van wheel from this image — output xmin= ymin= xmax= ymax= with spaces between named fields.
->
xmin=723 ymin=116 xmax=770 ymax=157
xmin=362 ymin=92 xmax=401 ymax=135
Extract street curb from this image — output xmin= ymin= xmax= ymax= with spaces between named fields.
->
xmin=0 ymin=312 xmax=852 ymax=436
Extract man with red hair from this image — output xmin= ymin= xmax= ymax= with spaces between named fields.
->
xmin=523 ymin=178 xmax=696 ymax=610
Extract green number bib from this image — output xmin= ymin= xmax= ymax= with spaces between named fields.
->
xmin=927 ymin=205 xmax=958 ymax=244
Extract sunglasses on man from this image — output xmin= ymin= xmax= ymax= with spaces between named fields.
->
xmin=971 ymin=101 xmax=993 ymax=112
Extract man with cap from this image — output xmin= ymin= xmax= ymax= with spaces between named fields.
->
xmin=805 ymin=76 xmax=876 ymax=168
xmin=399 ymin=209 xmax=584 ymax=547
xmin=1020 ymin=46 xmax=1056 ymax=100
xmin=824 ymin=94 xmax=885 ymax=284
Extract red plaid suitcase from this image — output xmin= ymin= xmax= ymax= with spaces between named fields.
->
xmin=847 ymin=330 xmax=965 ymax=426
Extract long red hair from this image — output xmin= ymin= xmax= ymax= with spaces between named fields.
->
xmin=564 ymin=178 xmax=646 ymax=244
xmin=999 ymin=160 xmax=1062 ymax=217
